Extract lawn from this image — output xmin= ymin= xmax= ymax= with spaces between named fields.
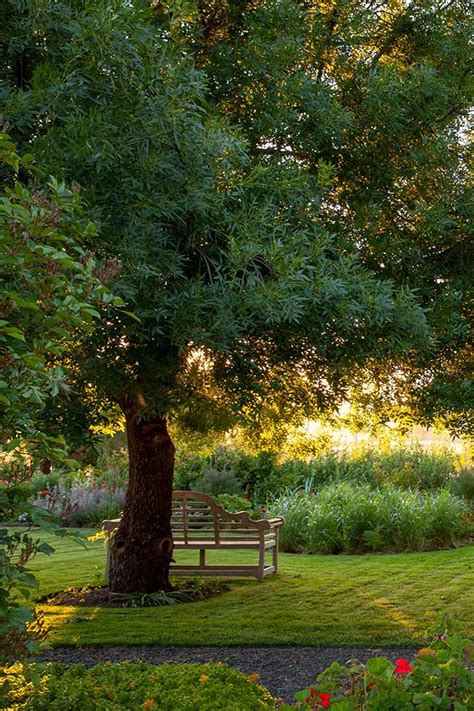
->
xmin=32 ymin=530 xmax=474 ymax=648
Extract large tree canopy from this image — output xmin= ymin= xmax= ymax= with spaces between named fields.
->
xmin=184 ymin=0 xmax=473 ymax=435
xmin=1 ymin=0 xmax=471 ymax=591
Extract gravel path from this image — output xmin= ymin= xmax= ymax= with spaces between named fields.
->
xmin=37 ymin=645 xmax=417 ymax=701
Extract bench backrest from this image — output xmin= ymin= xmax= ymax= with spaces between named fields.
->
xmin=172 ymin=490 xmax=272 ymax=544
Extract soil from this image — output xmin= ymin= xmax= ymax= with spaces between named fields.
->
xmin=38 ymin=581 xmax=229 ymax=608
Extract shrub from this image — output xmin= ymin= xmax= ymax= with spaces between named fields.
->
xmin=450 ymin=468 xmax=474 ymax=504
xmin=94 ymin=443 xmax=129 ymax=487
xmin=174 ymin=448 xmax=282 ymax=500
xmin=173 ymin=445 xmax=463 ymax=505
xmin=4 ymin=662 xmax=275 ymax=710
xmin=194 ymin=467 xmax=243 ymax=496
xmin=174 ymin=454 xmax=209 ymax=490
xmin=268 ymin=483 xmax=471 ymax=554
xmin=283 ymin=635 xmax=473 ymax=710
xmin=303 ymin=446 xmax=459 ymax=491
xmin=0 ymin=460 xmax=60 ymax=663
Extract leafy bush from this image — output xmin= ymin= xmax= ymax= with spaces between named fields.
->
xmin=450 ymin=468 xmax=474 ymax=504
xmin=173 ymin=445 xmax=463 ymax=505
xmin=302 ymin=446 xmax=459 ymax=491
xmin=28 ymin=452 xmax=130 ymax=496
xmin=283 ymin=635 xmax=473 ymax=710
xmin=0 ymin=128 xmax=108 ymax=661
xmin=4 ymin=662 xmax=275 ymax=710
xmin=174 ymin=448 xmax=283 ymax=501
xmin=268 ymin=483 xmax=471 ymax=554
xmin=0 ymin=473 xmax=63 ymax=663
xmin=194 ymin=467 xmax=243 ymax=496
xmin=173 ymin=454 xmax=209 ymax=491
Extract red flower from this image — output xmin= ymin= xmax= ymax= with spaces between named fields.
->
xmin=38 ymin=490 xmax=50 ymax=496
xmin=394 ymin=658 xmax=412 ymax=674
xmin=310 ymin=688 xmax=316 ymax=698
xmin=304 ymin=698 xmax=310 ymax=704
xmin=318 ymin=692 xmax=331 ymax=708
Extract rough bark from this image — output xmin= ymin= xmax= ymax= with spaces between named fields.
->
xmin=108 ymin=397 xmax=175 ymax=593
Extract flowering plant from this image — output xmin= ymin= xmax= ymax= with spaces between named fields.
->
xmin=282 ymin=635 xmax=473 ymax=710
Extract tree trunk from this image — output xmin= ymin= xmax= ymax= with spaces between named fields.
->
xmin=108 ymin=399 xmax=175 ymax=593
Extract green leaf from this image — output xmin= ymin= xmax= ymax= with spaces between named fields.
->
xmin=366 ymin=657 xmax=393 ymax=677
xmin=36 ymin=542 xmax=55 ymax=555
xmin=331 ymin=700 xmax=358 ymax=711
xmin=122 ymin=310 xmax=141 ymax=322
xmin=3 ymin=327 xmax=25 ymax=341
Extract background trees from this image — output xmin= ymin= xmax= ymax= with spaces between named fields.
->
xmin=1 ymin=0 xmax=471 ymax=592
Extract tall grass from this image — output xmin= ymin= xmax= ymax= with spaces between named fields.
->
xmin=268 ymin=483 xmax=471 ymax=554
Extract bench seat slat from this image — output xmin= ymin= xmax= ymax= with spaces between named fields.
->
xmin=174 ymin=540 xmax=276 ymax=549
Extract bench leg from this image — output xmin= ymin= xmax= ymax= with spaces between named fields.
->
xmin=273 ymin=529 xmax=279 ymax=574
xmin=257 ymin=544 xmax=265 ymax=581
xmin=199 ymin=548 xmax=206 ymax=570
xmin=105 ymin=543 xmax=111 ymax=583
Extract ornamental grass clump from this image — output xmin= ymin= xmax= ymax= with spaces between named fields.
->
xmin=268 ymin=483 xmax=470 ymax=554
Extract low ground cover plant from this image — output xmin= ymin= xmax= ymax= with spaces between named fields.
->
xmin=284 ymin=634 xmax=473 ymax=710
xmin=3 ymin=661 xmax=275 ymax=710
xmin=268 ymin=483 xmax=471 ymax=554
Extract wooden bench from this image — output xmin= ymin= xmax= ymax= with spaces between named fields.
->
xmin=102 ymin=490 xmax=284 ymax=581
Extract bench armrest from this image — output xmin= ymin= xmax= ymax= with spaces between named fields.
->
xmin=266 ymin=517 xmax=285 ymax=527
xmin=102 ymin=518 xmax=121 ymax=534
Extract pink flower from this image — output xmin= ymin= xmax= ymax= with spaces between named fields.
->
xmin=394 ymin=658 xmax=412 ymax=674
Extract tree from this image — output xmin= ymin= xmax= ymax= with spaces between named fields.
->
xmin=1 ymin=0 xmax=470 ymax=592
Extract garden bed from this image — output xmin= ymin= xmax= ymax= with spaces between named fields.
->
xmin=35 ymin=644 xmax=419 ymax=703
xmin=17 ymin=636 xmax=474 ymax=709
xmin=38 ymin=580 xmax=229 ymax=608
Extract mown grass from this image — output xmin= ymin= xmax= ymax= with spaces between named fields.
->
xmin=31 ymin=530 xmax=474 ymax=647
